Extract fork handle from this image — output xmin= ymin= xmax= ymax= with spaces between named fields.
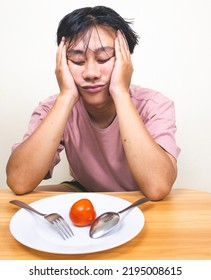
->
xmin=10 ymin=200 xmax=46 ymax=217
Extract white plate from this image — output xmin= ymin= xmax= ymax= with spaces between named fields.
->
xmin=9 ymin=193 xmax=145 ymax=254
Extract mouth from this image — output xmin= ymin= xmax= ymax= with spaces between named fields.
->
xmin=82 ymin=84 xmax=105 ymax=93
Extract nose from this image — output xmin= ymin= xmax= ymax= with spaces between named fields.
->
xmin=82 ymin=60 xmax=101 ymax=80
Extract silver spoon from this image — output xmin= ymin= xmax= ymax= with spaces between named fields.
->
xmin=89 ymin=196 xmax=149 ymax=239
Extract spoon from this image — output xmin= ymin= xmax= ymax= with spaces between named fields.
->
xmin=89 ymin=196 xmax=149 ymax=239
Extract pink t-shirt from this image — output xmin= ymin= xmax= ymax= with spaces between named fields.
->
xmin=13 ymin=85 xmax=180 ymax=191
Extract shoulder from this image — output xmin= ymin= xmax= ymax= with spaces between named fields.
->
xmin=36 ymin=94 xmax=58 ymax=112
xmin=129 ymin=85 xmax=175 ymax=121
xmin=129 ymin=85 xmax=172 ymax=104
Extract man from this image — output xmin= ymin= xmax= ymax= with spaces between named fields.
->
xmin=6 ymin=6 xmax=180 ymax=200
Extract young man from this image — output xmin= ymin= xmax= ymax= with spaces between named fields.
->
xmin=6 ymin=6 xmax=180 ymax=200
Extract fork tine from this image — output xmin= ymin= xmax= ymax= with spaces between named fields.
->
xmin=58 ymin=217 xmax=74 ymax=237
xmin=52 ymin=219 xmax=71 ymax=240
xmin=52 ymin=221 xmax=66 ymax=239
xmin=45 ymin=214 xmax=74 ymax=240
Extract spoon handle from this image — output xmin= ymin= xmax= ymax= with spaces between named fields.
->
xmin=118 ymin=197 xmax=150 ymax=214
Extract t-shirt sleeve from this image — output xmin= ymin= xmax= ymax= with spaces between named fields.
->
xmin=138 ymin=91 xmax=181 ymax=159
xmin=11 ymin=95 xmax=64 ymax=179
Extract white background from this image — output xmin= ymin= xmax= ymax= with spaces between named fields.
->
xmin=0 ymin=0 xmax=211 ymax=192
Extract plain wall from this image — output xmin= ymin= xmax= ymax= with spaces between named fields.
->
xmin=1 ymin=0 xmax=211 ymax=192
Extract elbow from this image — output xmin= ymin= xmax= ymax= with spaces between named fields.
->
xmin=142 ymin=165 xmax=177 ymax=201
xmin=145 ymin=184 xmax=172 ymax=201
xmin=6 ymin=161 xmax=26 ymax=194
xmin=7 ymin=178 xmax=29 ymax=195
xmin=6 ymin=173 xmax=35 ymax=195
xmin=139 ymin=178 xmax=175 ymax=201
xmin=6 ymin=163 xmax=40 ymax=195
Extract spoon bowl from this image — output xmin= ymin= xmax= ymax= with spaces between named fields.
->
xmin=89 ymin=197 xmax=149 ymax=238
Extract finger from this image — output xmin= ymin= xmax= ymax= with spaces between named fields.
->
xmin=114 ymin=36 xmax=120 ymax=56
xmin=117 ymin=30 xmax=130 ymax=59
xmin=114 ymin=30 xmax=123 ymax=60
xmin=61 ymin=41 xmax=67 ymax=67
xmin=120 ymin=30 xmax=130 ymax=50
xmin=56 ymin=37 xmax=65 ymax=66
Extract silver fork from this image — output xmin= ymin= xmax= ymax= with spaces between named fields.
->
xmin=10 ymin=199 xmax=74 ymax=240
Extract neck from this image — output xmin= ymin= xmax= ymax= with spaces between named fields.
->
xmin=83 ymin=100 xmax=117 ymax=129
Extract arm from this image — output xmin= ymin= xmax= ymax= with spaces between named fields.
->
xmin=110 ymin=31 xmax=177 ymax=201
xmin=6 ymin=38 xmax=78 ymax=194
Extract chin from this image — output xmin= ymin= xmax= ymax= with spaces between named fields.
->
xmin=81 ymin=92 xmax=111 ymax=106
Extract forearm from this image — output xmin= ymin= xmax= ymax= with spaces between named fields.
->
xmin=114 ymin=94 xmax=177 ymax=200
xmin=6 ymin=94 xmax=76 ymax=194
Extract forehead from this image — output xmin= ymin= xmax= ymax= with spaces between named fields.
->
xmin=70 ymin=25 xmax=116 ymax=51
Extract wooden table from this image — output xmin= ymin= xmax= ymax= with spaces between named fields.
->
xmin=1 ymin=188 xmax=211 ymax=260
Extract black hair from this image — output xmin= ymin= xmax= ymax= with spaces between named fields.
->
xmin=56 ymin=6 xmax=139 ymax=54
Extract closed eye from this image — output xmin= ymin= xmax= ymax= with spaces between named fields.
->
xmin=69 ymin=60 xmax=85 ymax=66
xmin=97 ymin=58 xmax=112 ymax=64
xmin=69 ymin=57 xmax=113 ymax=66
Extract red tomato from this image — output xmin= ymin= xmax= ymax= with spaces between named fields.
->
xmin=69 ymin=198 xmax=96 ymax=227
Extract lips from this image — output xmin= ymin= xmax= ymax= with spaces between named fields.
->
xmin=82 ymin=84 xmax=105 ymax=93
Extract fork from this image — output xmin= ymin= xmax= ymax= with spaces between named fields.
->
xmin=10 ymin=199 xmax=74 ymax=240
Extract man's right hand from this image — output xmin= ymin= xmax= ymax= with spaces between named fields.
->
xmin=55 ymin=37 xmax=79 ymax=102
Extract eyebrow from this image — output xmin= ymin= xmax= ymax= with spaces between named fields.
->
xmin=67 ymin=46 xmax=115 ymax=55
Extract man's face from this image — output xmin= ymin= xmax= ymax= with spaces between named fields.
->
xmin=66 ymin=25 xmax=116 ymax=106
